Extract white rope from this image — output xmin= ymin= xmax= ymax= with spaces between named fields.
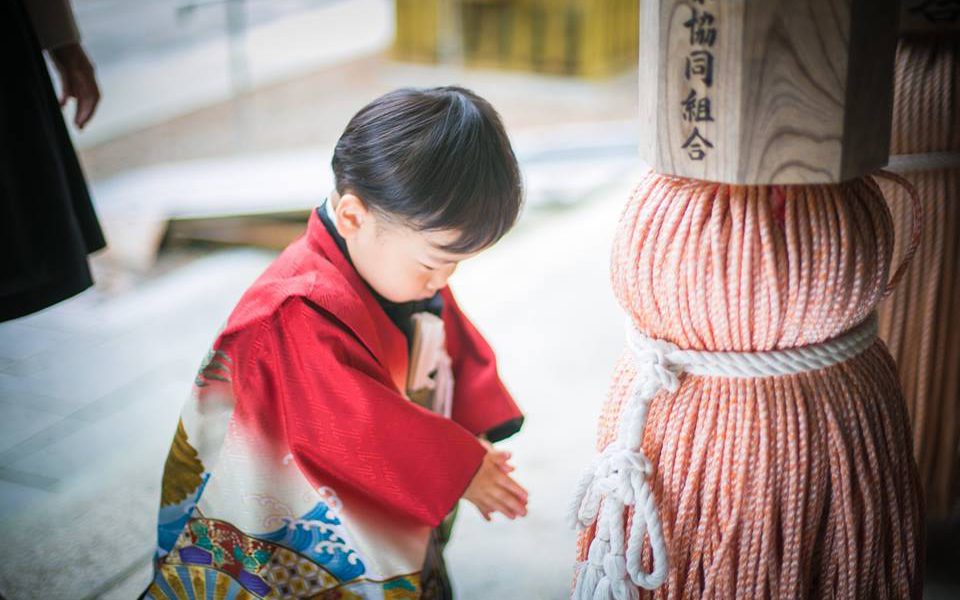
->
xmin=569 ymin=314 xmax=878 ymax=597
xmin=887 ymin=151 xmax=960 ymax=173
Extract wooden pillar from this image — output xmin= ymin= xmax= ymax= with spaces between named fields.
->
xmin=638 ymin=0 xmax=899 ymax=184
xmin=574 ymin=2 xmax=918 ymax=598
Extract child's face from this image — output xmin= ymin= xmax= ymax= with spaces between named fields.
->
xmin=331 ymin=193 xmax=479 ymax=303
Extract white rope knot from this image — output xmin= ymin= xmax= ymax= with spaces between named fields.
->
xmin=587 ymin=538 xmax=611 ymax=565
xmin=570 ymin=314 xmax=880 ymax=598
xmin=602 ymin=553 xmax=628 ymax=579
xmin=626 ymin=326 xmax=682 ymax=394
xmin=608 ymin=446 xmax=653 ymax=479
xmin=572 ymin=445 xmax=654 ymax=529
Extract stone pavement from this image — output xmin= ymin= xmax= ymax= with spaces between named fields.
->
xmin=0 ymin=248 xmax=277 ymax=599
xmin=0 ymin=171 xmax=638 ymax=599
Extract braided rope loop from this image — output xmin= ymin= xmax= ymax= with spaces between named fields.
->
xmin=570 ymin=314 xmax=879 ymax=597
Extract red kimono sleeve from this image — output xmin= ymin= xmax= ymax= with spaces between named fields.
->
xmin=235 ymin=297 xmax=487 ymax=529
xmin=440 ymin=288 xmax=524 ymax=442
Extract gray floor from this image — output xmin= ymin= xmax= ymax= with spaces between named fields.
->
xmin=0 ymin=178 xmax=635 ymax=599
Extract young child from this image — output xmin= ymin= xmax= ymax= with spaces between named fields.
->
xmin=141 ymin=87 xmax=528 ymax=600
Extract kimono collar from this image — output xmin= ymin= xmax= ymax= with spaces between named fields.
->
xmin=303 ymin=209 xmax=410 ymax=393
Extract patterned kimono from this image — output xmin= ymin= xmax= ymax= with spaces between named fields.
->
xmin=142 ymin=209 xmax=523 ymax=599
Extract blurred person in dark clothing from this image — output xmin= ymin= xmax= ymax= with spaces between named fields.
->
xmin=1 ymin=0 xmax=105 ymax=322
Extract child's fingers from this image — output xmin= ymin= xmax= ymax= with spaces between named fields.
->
xmin=468 ymin=497 xmax=493 ymax=521
xmin=490 ymin=488 xmax=526 ymax=518
xmin=497 ymin=472 xmax=529 ymax=501
xmin=490 ymin=450 xmax=512 ymax=463
xmin=477 ymin=490 xmax=513 ymax=519
xmin=497 ymin=462 xmax=515 ymax=474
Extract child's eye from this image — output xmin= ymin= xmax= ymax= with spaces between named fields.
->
xmin=419 ymin=263 xmax=437 ymax=272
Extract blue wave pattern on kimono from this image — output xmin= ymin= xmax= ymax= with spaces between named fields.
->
xmin=156 ymin=473 xmax=211 ymax=558
xmin=258 ymin=500 xmax=366 ymax=582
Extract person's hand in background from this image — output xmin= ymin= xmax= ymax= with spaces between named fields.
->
xmin=50 ymin=42 xmax=99 ymax=129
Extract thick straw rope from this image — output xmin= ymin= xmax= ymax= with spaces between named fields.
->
xmin=570 ymin=315 xmax=878 ymax=598
xmin=888 ymin=151 xmax=960 ymax=173
xmin=878 ymin=35 xmax=960 ymax=520
xmin=575 ymin=172 xmax=924 ymax=599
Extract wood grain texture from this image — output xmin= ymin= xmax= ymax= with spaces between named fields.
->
xmin=638 ymin=0 xmax=898 ymax=184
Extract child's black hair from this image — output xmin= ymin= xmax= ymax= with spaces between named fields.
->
xmin=332 ymin=86 xmax=523 ymax=254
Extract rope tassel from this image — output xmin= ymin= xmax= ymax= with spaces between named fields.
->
xmin=570 ymin=314 xmax=880 ymax=597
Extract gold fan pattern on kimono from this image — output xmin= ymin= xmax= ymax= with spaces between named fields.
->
xmin=161 ymin=419 xmax=206 ymax=507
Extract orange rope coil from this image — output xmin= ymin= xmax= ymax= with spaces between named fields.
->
xmin=576 ymin=172 xmax=924 ymax=598
xmin=879 ymin=35 xmax=960 ymax=521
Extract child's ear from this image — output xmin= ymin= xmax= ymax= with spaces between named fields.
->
xmin=334 ymin=193 xmax=368 ymax=238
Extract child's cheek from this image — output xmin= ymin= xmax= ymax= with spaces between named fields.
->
xmin=412 ymin=270 xmax=431 ymax=293
xmin=395 ymin=266 xmax=427 ymax=301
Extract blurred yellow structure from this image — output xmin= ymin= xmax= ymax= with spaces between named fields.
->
xmin=394 ymin=0 xmax=639 ymax=77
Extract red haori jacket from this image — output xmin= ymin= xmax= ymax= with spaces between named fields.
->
xmin=212 ymin=210 xmax=522 ymax=528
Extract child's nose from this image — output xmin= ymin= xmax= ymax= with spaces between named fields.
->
xmin=427 ymin=274 xmax=447 ymax=291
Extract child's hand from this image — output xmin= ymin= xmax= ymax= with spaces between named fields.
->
xmin=463 ymin=446 xmax=528 ymax=521
xmin=478 ymin=437 xmax=517 ymax=473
